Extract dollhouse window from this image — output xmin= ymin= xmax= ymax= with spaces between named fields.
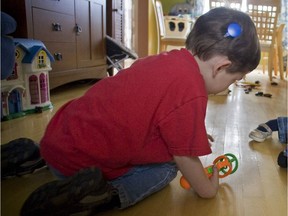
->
xmin=7 ymin=62 xmax=18 ymax=80
xmin=6 ymin=50 xmax=20 ymax=80
xmin=15 ymin=49 xmax=20 ymax=59
xmin=40 ymin=73 xmax=49 ymax=103
xmin=37 ymin=50 xmax=47 ymax=68
xmin=29 ymin=75 xmax=40 ymax=104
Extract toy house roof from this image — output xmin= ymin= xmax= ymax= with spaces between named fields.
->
xmin=14 ymin=38 xmax=55 ymax=63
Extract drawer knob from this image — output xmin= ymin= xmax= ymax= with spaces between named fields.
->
xmin=52 ymin=23 xmax=62 ymax=31
xmin=75 ymin=24 xmax=82 ymax=35
xmin=54 ymin=53 xmax=63 ymax=61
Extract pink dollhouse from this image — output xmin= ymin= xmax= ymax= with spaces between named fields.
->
xmin=1 ymin=38 xmax=54 ymax=121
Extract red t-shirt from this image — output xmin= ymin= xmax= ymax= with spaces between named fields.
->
xmin=40 ymin=48 xmax=211 ymax=180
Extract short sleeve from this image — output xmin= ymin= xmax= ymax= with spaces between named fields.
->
xmin=158 ymin=97 xmax=211 ymax=157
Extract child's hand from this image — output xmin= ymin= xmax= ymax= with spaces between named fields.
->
xmin=209 ymin=165 xmax=219 ymax=191
xmin=207 ymin=134 xmax=214 ymax=147
xmin=174 ymin=156 xmax=219 ymax=198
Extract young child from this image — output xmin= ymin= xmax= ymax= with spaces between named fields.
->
xmin=21 ymin=7 xmax=260 ymax=216
xmin=249 ymin=117 xmax=287 ymax=168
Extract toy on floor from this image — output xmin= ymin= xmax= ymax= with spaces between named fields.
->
xmin=180 ymin=153 xmax=238 ymax=190
xmin=235 ymin=81 xmax=261 ymax=87
xmin=277 ymin=148 xmax=287 ymax=168
xmin=1 ymin=38 xmax=54 ymax=121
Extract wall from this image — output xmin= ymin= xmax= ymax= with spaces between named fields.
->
xmin=133 ymin=0 xmax=158 ymax=57
xmin=148 ymin=0 xmax=159 ymax=55
xmin=133 ymin=1 xmax=149 ymax=57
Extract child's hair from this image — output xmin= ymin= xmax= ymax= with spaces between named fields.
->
xmin=186 ymin=7 xmax=260 ymax=73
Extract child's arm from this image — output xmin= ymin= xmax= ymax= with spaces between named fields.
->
xmin=174 ymin=155 xmax=219 ymax=198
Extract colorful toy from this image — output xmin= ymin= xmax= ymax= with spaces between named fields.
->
xmin=1 ymin=38 xmax=54 ymax=121
xmin=180 ymin=153 xmax=238 ymax=190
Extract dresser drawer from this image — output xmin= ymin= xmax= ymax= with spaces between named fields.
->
xmin=31 ymin=0 xmax=74 ymax=15
xmin=44 ymin=42 xmax=77 ymax=72
xmin=32 ymin=8 xmax=75 ymax=43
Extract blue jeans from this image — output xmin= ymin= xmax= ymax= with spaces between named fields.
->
xmin=109 ymin=162 xmax=178 ymax=209
xmin=277 ymin=117 xmax=288 ymax=143
xmin=49 ymin=162 xmax=178 ymax=209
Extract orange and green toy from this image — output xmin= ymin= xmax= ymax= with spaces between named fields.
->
xmin=180 ymin=153 xmax=238 ymax=190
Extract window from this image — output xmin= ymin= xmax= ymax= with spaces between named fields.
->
xmin=37 ymin=50 xmax=47 ymax=68
xmin=29 ymin=75 xmax=40 ymax=104
xmin=7 ymin=50 xmax=20 ymax=80
xmin=7 ymin=62 xmax=18 ymax=80
xmin=40 ymin=73 xmax=49 ymax=103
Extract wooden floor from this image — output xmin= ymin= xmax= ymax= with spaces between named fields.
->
xmin=1 ymin=69 xmax=287 ymax=216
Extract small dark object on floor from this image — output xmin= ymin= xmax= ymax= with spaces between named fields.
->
xmin=255 ymin=80 xmax=260 ymax=84
xmin=277 ymin=150 xmax=287 ymax=168
xmin=35 ymin=106 xmax=43 ymax=113
xmin=263 ymin=93 xmax=272 ymax=98
xmin=255 ymin=92 xmax=263 ymax=96
xmin=271 ymin=82 xmax=278 ymax=86
xmin=244 ymin=87 xmax=252 ymax=94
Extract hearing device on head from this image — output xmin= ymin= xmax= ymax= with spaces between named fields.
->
xmin=193 ymin=22 xmax=242 ymax=56
xmin=224 ymin=23 xmax=242 ymax=38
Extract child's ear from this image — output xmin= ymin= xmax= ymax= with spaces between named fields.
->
xmin=212 ymin=58 xmax=232 ymax=77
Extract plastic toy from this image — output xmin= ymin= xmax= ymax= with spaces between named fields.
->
xmin=1 ymin=38 xmax=54 ymax=121
xmin=180 ymin=153 xmax=238 ymax=190
xmin=235 ymin=81 xmax=261 ymax=87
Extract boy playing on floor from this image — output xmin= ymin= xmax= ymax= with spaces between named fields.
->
xmin=21 ymin=7 xmax=260 ymax=216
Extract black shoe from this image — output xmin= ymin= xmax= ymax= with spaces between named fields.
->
xmin=277 ymin=149 xmax=287 ymax=168
xmin=1 ymin=138 xmax=46 ymax=179
xmin=20 ymin=167 xmax=118 ymax=216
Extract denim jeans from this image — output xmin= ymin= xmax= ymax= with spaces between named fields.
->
xmin=49 ymin=162 xmax=178 ymax=209
xmin=109 ymin=162 xmax=178 ymax=209
xmin=277 ymin=117 xmax=288 ymax=143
